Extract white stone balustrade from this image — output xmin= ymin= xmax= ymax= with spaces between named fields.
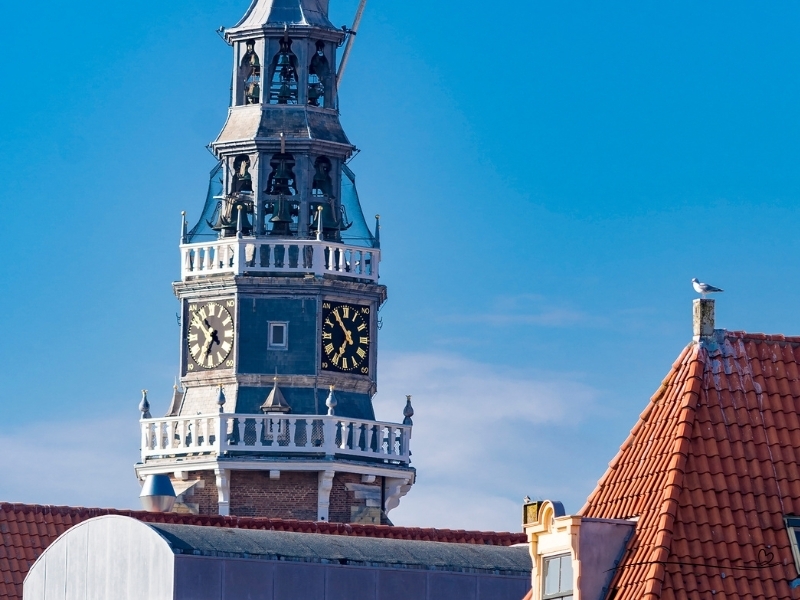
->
xmin=140 ymin=414 xmax=411 ymax=464
xmin=180 ymin=238 xmax=379 ymax=282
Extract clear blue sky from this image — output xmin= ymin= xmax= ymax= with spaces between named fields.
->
xmin=3 ymin=0 xmax=800 ymax=531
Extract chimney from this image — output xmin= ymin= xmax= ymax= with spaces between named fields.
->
xmin=693 ymin=298 xmax=715 ymax=341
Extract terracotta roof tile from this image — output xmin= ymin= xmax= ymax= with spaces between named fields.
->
xmin=581 ymin=330 xmax=800 ymax=600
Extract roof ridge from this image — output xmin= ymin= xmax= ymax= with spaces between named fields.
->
xmin=641 ymin=345 xmax=705 ymax=600
xmin=724 ymin=330 xmax=800 ymax=344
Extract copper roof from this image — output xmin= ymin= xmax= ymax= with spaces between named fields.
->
xmin=0 ymin=502 xmax=525 ymax=600
xmin=581 ymin=330 xmax=800 ymax=600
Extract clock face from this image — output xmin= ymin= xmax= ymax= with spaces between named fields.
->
xmin=186 ymin=300 xmax=235 ymax=370
xmin=321 ymin=302 xmax=371 ymax=374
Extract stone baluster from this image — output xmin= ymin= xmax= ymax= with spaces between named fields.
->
xmin=256 ymin=417 xmax=265 ymax=446
xmin=140 ymin=423 xmax=149 ymax=456
xmin=288 ymin=418 xmax=297 ymax=448
xmin=204 ymin=246 xmax=213 ymax=271
xmin=340 ymin=420 xmax=349 ymax=450
xmin=385 ymin=426 xmax=394 ymax=455
xmin=237 ymin=418 xmax=246 ymax=446
xmin=166 ymin=421 xmax=175 ymax=449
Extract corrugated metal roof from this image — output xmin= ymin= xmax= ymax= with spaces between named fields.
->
xmin=148 ymin=523 xmax=532 ymax=575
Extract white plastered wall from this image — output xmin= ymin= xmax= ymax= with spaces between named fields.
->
xmin=23 ymin=515 xmax=175 ymax=600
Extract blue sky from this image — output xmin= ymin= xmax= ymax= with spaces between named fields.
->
xmin=3 ymin=0 xmax=800 ymax=531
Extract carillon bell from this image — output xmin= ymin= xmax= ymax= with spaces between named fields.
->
xmin=266 ymin=196 xmax=297 ymax=237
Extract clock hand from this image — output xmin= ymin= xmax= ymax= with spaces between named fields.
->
xmin=333 ymin=311 xmax=354 ymax=345
xmin=333 ymin=311 xmax=349 ymax=334
xmin=192 ymin=315 xmax=212 ymax=339
xmin=339 ymin=340 xmax=349 ymax=356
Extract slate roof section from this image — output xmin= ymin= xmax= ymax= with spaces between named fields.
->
xmin=581 ymin=330 xmax=800 ymax=600
xmin=0 ymin=502 xmax=525 ymax=600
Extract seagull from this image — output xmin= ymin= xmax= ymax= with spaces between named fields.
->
xmin=692 ymin=278 xmax=724 ymax=299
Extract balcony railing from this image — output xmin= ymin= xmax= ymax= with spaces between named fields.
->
xmin=140 ymin=413 xmax=411 ymax=465
xmin=180 ymin=238 xmax=379 ymax=282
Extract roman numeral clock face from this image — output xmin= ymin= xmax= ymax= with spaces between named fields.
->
xmin=321 ymin=303 xmax=371 ymax=374
xmin=186 ymin=301 xmax=235 ymax=370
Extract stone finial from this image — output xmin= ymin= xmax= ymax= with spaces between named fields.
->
xmin=260 ymin=376 xmax=291 ymax=414
xmin=693 ymin=298 xmax=715 ymax=341
xmin=139 ymin=390 xmax=151 ymax=419
xmin=217 ymin=385 xmax=227 ymax=412
xmin=374 ymin=214 xmax=381 ymax=249
xmin=403 ymin=395 xmax=414 ymax=426
xmin=180 ymin=211 xmax=187 ymax=244
xmin=325 ymin=385 xmax=337 ymax=416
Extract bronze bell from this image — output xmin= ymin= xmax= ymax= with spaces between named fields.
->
xmin=270 ymin=196 xmax=292 ymax=224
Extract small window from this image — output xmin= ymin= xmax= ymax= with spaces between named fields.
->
xmin=786 ymin=516 xmax=800 ymax=572
xmin=269 ymin=322 xmax=288 ymax=350
xmin=543 ymin=553 xmax=573 ymax=600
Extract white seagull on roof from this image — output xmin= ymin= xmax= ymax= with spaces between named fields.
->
xmin=692 ymin=278 xmax=724 ymax=299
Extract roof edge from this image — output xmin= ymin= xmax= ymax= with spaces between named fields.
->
xmin=579 ymin=342 xmax=696 ymax=515
xmin=641 ymin=345 xmax=705 ymax=600
xmin=0 ymin=502 xmax=525 ymax=546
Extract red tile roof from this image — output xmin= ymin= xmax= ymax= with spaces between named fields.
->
xmin=581 ymin=331 xmax=800 ymax=600
xmin=0 ymin=502 xmax=525 ymax=600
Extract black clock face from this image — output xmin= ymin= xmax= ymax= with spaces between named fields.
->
xmin=187 ymin=300 xmax=235 ymax=370
xmin=321 ymin=302 xmax=371 ymax=374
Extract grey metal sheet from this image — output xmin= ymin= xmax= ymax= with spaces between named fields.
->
xmin=148 ymin=523 xmax=531 ymax=576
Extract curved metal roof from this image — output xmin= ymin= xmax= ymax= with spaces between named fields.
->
xmin=148 ymin=523 xmax=532 ymax=576
xmin=228 ymin=0 xmax=335 ymax=34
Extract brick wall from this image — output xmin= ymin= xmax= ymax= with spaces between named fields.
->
xmin=171 ymin=471 xmax=219 ymax=515
xmin=173 ymin=470 xmax=385 ymax=523
xmin=328 ymin=472 xmax=382 ymax=524
xmin=229 ymin=471 xmax=318 ymax=520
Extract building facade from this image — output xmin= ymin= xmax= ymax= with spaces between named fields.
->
xmin=134 ymin=0 xmax=415 ymax=525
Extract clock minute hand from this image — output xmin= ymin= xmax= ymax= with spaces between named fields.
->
xmin=333 ymin=311 xmax=354 ymax=345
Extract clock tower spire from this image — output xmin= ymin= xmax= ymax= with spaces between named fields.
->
xmin=135 ymin=0 xmax=415 ymax=525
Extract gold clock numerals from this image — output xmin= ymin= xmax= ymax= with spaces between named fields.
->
xmin=320 ymin=303 xmax=371 ymax=374
xmin=186 ymin=300 xmax=236 ymax=370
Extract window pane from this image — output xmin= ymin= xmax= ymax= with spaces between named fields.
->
xmin=271 ymin=324 xmax=285 ymax=345
xmin=561 ymin=555 xmax=574 ymax=592
xmin=544 ymin=556 xmax=561 ymax=595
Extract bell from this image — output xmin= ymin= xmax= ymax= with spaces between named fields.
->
xmin=268 ymin=196 xmax=294 ymax=236
xmin=267 ymin=154 xmax=296 ymax=196
xmin=246 ymin=82 xmax=260 ymax=104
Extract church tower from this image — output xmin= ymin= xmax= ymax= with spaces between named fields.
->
xmin=134 ymin=0 xmax=415 ymax=525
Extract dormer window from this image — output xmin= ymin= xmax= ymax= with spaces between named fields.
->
xmin=543 ymin=554 xmax=573 ymax=600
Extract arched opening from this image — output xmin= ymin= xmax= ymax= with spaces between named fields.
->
xmin=232 ymin=155 xmax=253 ymax=194
xmin=239 ymin=40 xmax=261 ymax=105
xmin=308 ymin=41 xmax=330 ymax=107
xmin=269 ymin=37 xmax=299 ymax=105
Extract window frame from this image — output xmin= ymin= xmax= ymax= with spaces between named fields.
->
xmin=542 ymin=552 xmax=574 ymax=600
xmin=785 ymin=516 xmax=800 ymax=573
xmin=268 ymin=321 xmax=289 ymax=350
